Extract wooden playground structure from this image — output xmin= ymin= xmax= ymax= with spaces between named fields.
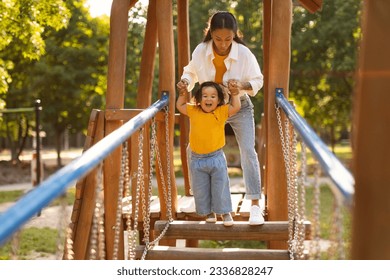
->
xmin=65 ymin=0 xmax=390 ymax=260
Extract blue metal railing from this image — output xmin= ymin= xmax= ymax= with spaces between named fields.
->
xmin=275 ymin=88 xmax=354 ymax=206
xmin=0 ymin=93 xmax=169 ymax=246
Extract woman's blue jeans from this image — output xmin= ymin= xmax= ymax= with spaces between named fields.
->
xmin=227 ymin=94 xmax=262 ymax=200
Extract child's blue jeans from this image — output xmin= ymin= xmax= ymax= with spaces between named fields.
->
xmin=190 ymin=149 xmax=233 ymax=216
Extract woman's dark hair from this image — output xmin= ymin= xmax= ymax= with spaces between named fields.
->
xmin=203 ymin=11 xmax=246 ymax=45
xmin=193 ymin=81 xmax=225 ymax=106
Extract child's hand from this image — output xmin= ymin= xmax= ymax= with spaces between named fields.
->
xmin=176 ymin=79 xmax=189 ymax=92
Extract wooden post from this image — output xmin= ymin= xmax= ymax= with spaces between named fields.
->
xmin=351 ymin=0 xmax=390 ymax=259
xmin=262 ymin=0 xmax=271 ymax=200
xmin=264 ymin=0 xmax=292 ymax=249
xmin=103 ymin=0 xmax=134 ymax=260
xmin=130 ymin=0 xmax=158 ymax=227
xmin=136 ymin=0 xmax=158 ymax=108
xmin=155 ymin=0 xmax=178 ymax=222
xmin=72 ymin=110 xmax=105 ymax=259
xmin=177 ymin=0 xmax=191 ymax=196
xmin=177 ymin=0 xmax=197 ymax=247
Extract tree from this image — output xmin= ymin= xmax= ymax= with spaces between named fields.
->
xmin=124 ymin=2 xmax=149 ymax=107
xmin=25 ymin=0 xmax=109 ymax=166
xmin=290 ymin=0 xmax=362 ymax=151
xmin=0 ymin=0 xmax=70 ymax=162
xmin=0 ymin=0 xmax=70 ymax=96
xmin=186 ymin=0 xmax=264 ymax=122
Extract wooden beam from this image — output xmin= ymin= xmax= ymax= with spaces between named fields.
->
xmin=136 ymin=246 xmax=290 ymax=260
xmin=351 ymin=0 xmax=390 ymax=259
xmin=69 ymin=110 xmax=104 ymax=259
xmin=177 ymin=0 xmax=191 ymax=197
xmin=155 ymin=0 xmax=178 ymax=223
xmin=153 ymin=220 xmax=311 ymax=241
xmin=264 ymin=0 xmax=292 ymax=250
xmin=103 ymin=0 xmax=135 ymax=260
xmin=298 ymin=0 xmax=323 ymax=13
xmin=136 ymin=0 xmax=158 ymax=108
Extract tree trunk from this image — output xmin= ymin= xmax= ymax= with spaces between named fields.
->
xmin=55 ymin=128 xmax=63 ymax=167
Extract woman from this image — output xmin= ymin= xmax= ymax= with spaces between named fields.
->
xmin=177 ymin=11 xmax=264 ymax=225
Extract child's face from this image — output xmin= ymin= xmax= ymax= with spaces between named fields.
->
xmin=200 ymin=86 xmax=220 ymax=113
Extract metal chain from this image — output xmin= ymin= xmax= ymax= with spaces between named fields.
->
xmin=112 ymin=143 xmax=127 ymax=260
xmin=56 ymin=192 xmax=69 ymax=259
xmin=275 ymin=102 xmax=346 ymax=260
xmin=141 ymin=106 xmax=173 ymax=259
xmin=128 ymin=128 xmax=145 ymax=260
xmin=123 ymin=143 xmax=133 ymax=260
xmin=309 ymin=166 xmax=321 ymax=259
xmin=89 ymin=163 xmax=105 ymax=259
xmin=275 ymin=103 xmax=308 ymax=260
xmin=63 ymin=226 xmax=74 ymax=260
xmin=328 ymin=197 xmax=345 ymax=259
xmin=275 ymin=104 xmax=295 ymax=259
xmin=141 ymin=121 xmax=155 ymax=258
xmin=297 ymin=141 xmax=307 ymax=259
xmin=289 ymin=129 xmax=306 ymax=260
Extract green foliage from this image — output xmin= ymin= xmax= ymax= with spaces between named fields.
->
xmin=28 ymin=0 xmax=109 ymax=133
xmin=125 ymin=3 xmax=149 ymax=107
xmin=290 ymin=0 xmax=362 ymax=147
xmin=0 ymin=0 xmax=70 ymax=95
xmin=1 ymin=0 xmax=110 ymax=164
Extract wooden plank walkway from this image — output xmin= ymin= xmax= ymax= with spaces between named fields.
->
xmin=122 ymin=191 xmax=266 ymax=221
xmin=135 ymin=245 xmax=290 ymax=260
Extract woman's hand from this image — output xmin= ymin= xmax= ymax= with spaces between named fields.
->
xmin=227 ymin=79 xmax=240 ymax=96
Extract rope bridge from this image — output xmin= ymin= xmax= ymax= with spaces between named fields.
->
xmin=0 ymin=92 xmax=169 ymax=248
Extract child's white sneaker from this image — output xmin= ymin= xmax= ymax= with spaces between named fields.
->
xmin=222 ymin=213 xmax=234 ymax=227
xmin=206 ymin=213 xmax=217 ymax=223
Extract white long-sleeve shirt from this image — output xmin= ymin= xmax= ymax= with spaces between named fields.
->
xmin=181 ymin=40 xmax=264 ymax=97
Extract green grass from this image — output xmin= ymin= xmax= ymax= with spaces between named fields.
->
xmin=305 ymin=184 xmax=352 ymax=238
xmin=0 ymin=227 xmax=58 ymax=260
xmin=201 ymin=240 xmax=267 ymax=250
xmin=0 ymin=190 xmax=24 ymax=204
xmin=0 ymin=188 xmax=73 ymax=260
xmin=0 ymin=188 xmax=75 ymax=206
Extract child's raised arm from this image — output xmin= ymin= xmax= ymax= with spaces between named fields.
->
xmin=227 ymin=83 xmax=241 ymax=117
xmin=176 ymin=80 xmax=189 ymax=116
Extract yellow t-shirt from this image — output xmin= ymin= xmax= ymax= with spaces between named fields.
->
xmin=186 ymin=104 xmax=229 ymax=154
xmin=213 ymin=50 xmax=228 ymax=84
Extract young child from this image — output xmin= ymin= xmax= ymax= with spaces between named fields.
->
xmin=176 ymin=81 xmax=241 ymax=226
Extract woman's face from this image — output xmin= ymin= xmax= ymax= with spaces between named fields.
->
xmin=211 ymin=28 xmax=234 ymax=56
xmin=199 ymin=86 xmax=220 ymax=113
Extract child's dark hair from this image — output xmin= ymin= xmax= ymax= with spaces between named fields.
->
xmin=193 ymin=81 xmax=225 ymax=106
xmin=203 ymin=11 xmax=246 ymax=45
